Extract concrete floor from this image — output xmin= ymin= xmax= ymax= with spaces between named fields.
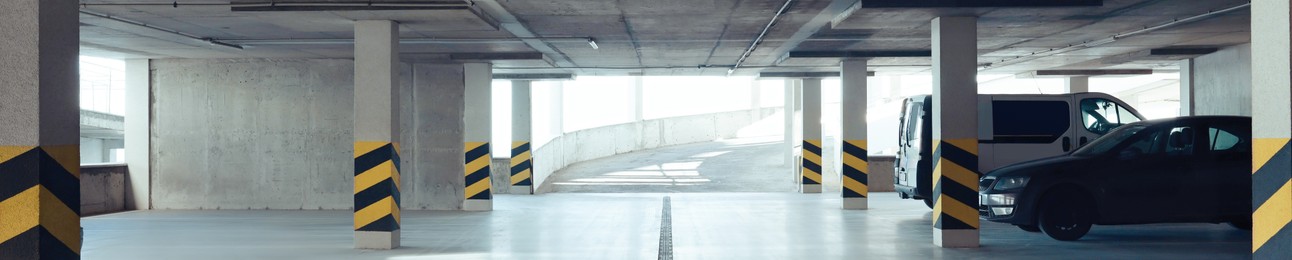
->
xmin=83 ymin=193 xmax=1249 ymax=259
xmin=545 ymin=136 xmax=799 ymax=193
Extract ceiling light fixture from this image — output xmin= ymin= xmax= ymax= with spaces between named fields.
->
xmin=587 ymin=37 xmax=599 ymax=50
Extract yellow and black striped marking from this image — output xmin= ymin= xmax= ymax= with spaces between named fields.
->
xmin=510 ymin=142 xmax=533 ymax=187
xmin=801 ymin=140 xmax=823 ymax=186
xmin=932 ymin=139 xmax=979 ymax=230
xmin=465 ymin=142 xmax=492 ymax=200
xmin=1253 ymin=138 xmax=1292 ymax=257
xmin=841 ymin=140 xmax=869 ymax=198
xmin=354 ymin=142 xmax=401 ymax=232
xmin=0 ymin=145 xmax=81 ymax=259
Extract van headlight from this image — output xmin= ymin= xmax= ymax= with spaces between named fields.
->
xmin=992 ymin=177 xmax=1030 ymax=191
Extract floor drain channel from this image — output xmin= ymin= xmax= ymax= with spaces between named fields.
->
xmin=659 ymin=196 xmax=673 ymax=260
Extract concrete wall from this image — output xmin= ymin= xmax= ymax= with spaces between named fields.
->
xmin=530 ymin=108 xmax=781 ymax=193
xmin=149 ymin=59 xmax=472 ymax=210
xmin=82 ymin=164 xmax=128 ymax=216
xmin=1194 ymin=44 xmax=1253 ymax=116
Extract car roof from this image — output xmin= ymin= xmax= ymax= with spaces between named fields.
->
xmin=1128 ymin=115 xmax=1252 ymax=127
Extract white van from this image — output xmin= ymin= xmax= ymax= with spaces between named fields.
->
xmin=894 ymin=93 xmax=1145 ymax=207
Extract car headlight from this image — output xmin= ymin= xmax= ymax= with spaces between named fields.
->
xmin=993 ymin=176 xmax=1030 ymax=191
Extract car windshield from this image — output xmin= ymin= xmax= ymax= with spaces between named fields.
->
xmin=1072 ymin=124 xmax=1149 ymax=156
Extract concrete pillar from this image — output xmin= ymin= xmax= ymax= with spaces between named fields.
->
xmin=0 ymin=0 xmax=81 ymax=258
xmin=463 ymin=62 xmax=493 ymax=211
xmin=553 ymin=81 xmax=565 ymax=134
xmin=352 ymin=20 xmax=401 ymax=249
xmin=1251 ymin=1 xmax=1292 ymax=258
xmin=784 ymin=79 xmax=796 ymax=166
xmin=124 ymin=59 xmax=150 ymax=210
xmin=931 ymin=16 xmax=980 ymax=248
xmin=509 ymin=80 xmax=534 ymax=194
xmin=1179 ymin=59 xmax=1196 ymax=116
xmin=801 ymin=78 xmax=823 ymax=193
xmin=1063 ymin=76 xmax=1089 ymax=93
xmin=841 ymin=59 xmax=869 ymax=209
xmin=751 ymin=78 xmax=762 ymax=111
xmin=632 ymin=76 xmax=644 ymax=122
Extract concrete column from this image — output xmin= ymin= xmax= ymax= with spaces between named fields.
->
xmin=784 ymin=79 xmax=796 ymax=166
xmin=931 ymin=16 xmax=980 ymax=248
xmin=751 ymin=78 xmax=762 ymax=111
xmin=801 ymin=78 xmax=823 ymax=194
xmin=0 ymin=0 xmax=81 ymax=258
xmin=124 ymin=59 xmax=150 ymax=210
xmin=509 ymin=80 xmax=534 ymax=194
xmin=554 ymin=81 xmax=565 ymax=134
xmin=1063 ymin=76 xmax=1089 ymax=93
xmin=1251 ymin=1 xmax=1292 ymax=258
xmin=463 ymin=62 xmax=493 ymax=211
xmin=352 ymin=20 xmax=401 ymax=249
xmin=841 ymin=59 xmax=870 ymax=209
xmin=1179 ymin=59 xmax=1196 ymax=116
xmin=632 ymin=76 xmax=644 ymax=122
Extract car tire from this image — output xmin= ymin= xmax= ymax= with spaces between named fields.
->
xmin=1038 ymin=190 xmax=1093 ymax=241
xmin=1018 ymin=225 xmax=1041 ymax=232
xmin=923 ymin=197 xmax=934 ymax=209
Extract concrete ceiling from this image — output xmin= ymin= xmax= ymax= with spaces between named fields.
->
xmin=77 ymin=0 xmax=1252 ymax=76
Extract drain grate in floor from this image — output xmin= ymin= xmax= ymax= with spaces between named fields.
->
xmin=658 ymin=196 xmax=673 ymax=260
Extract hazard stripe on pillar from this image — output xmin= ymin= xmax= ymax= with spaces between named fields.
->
xmin=841 ymin=140 xmax=869 ymax=198
xmin=510 ymin=142 xmax=533 ymax=187
xmin=801 ymin=140 xmax=824 ymax=187
xmin=0 ymin=145 xmax=81 ymax=259
xmin=932 ymin=139 xmax=980 ymax=230
xmin=1253 ymin=138 xmax=1292 ymax=257
xmin=354 ymin=142 xmax=401 ymax=232
xmin=465 ymin=142 xmax=492 ymax=200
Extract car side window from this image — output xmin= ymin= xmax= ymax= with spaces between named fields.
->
xmin=1207 ymin=124 xmax=1250 ymax=153
xmin=1080 ymin=98 xmax=1141 ymax=135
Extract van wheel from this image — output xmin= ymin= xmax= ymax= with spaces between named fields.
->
xmin=923 ymin=198 xmax=934 ymax=209
xmin=1038 ymin=190 xmax=1093 ymax=241
xmin=1018 ymin=225 xmax=1041 ymax=232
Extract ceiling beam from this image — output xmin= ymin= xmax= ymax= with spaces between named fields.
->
xmin=758 ymin=71 xmax=874 ymax=78
xmin=1016 ymin=69 xmax=1154 ymax=78
xmin=449 ymin=52 xmax=546 ymax=61
xmin=1149 ymin=47 xmax=1220 ymax=56
xmin=493 ymin=73 xmax=576 ymax=80
xmin=787 ymin=50 xmax=932 ymax=58
xmin=229 ymin=1 xmax=469 ymax=11
xmin=858 ymin=0 xmax=1101 ymax=8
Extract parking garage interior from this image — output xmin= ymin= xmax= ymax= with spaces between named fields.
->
xmin=1 ymin=0 xmax=1289 ymax=259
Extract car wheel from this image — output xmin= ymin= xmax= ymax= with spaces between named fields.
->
xmin=1038 ymin=190 xmax=1093 ymax=241
xmin=1018 ymin=225 xmax=1041 ymax=232
xmin=1230 ymin=218 xmax=1252 ymax=230
xmin=923 ymin=197 xmax=934 ymax=209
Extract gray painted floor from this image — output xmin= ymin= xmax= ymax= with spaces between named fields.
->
xmin=83 ymin=193 xmax=1249 ymax=259
xmin=545 ymin=136 xmax=799 ymax=193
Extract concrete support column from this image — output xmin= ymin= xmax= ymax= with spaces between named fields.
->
xmin=801 ymin=78 xmax=823 ymax=194
xmin=352 ymin=20 xmax=401 ymax=249
xmin=509 ymin=80 xmax=534 ymax=194
xmin=463 ymin=62 xmax=493 ymax=211
xmin=784 ymin=79 xmax=796 ymax=166
xmin=632 ymin=76 xmax=644 ymax=122
xmin=124 ymin=59 xmax=151 ymax=210
xmin=751 ymin=78 xmax=762 ymax=112
xmin=1250 ymin=1 xmax=1292 ymax=258
xmin=1063 ymin=76 xmax=1089 ymax=93
xmin=840 ymin=59 xmax=869 ymax=209
xmin=931 ymin=16 xmax=980 ymax=248
xmin=0 ymin=0 xmax=81 ymax=258
xmin=1179 ymin=59 xmax=1196 ymax=116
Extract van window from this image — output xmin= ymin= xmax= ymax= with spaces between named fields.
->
xmin=1081 ymin=98 xmax=1141 ymax=135
xmin=991 ymin=100 xmax=1069 ymax=143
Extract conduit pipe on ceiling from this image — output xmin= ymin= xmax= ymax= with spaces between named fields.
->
xmin=983 ymin=2 xmax=1250 ymax=70
xmin=79 ymin=9 xmax=245 ymax=50
xmin=729 ymin=0 xmax=795 ymax=76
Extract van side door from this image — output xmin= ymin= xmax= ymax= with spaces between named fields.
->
xmin=981 ymin=97 xmax=1074 ymax=173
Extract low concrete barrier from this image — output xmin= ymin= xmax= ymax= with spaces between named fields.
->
xmin=81 ymin=164 xmax=128 ymax=216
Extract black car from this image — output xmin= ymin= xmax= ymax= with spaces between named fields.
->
xmin=979 ymin=116 xmax=1252 ymax=241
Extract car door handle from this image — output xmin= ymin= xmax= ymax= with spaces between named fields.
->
xmin=1063 ymin=137 xmax=1072 ymax=151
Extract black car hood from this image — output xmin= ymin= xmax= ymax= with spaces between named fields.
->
xmin=984 ymin=155 xmax=1090 ymax=179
